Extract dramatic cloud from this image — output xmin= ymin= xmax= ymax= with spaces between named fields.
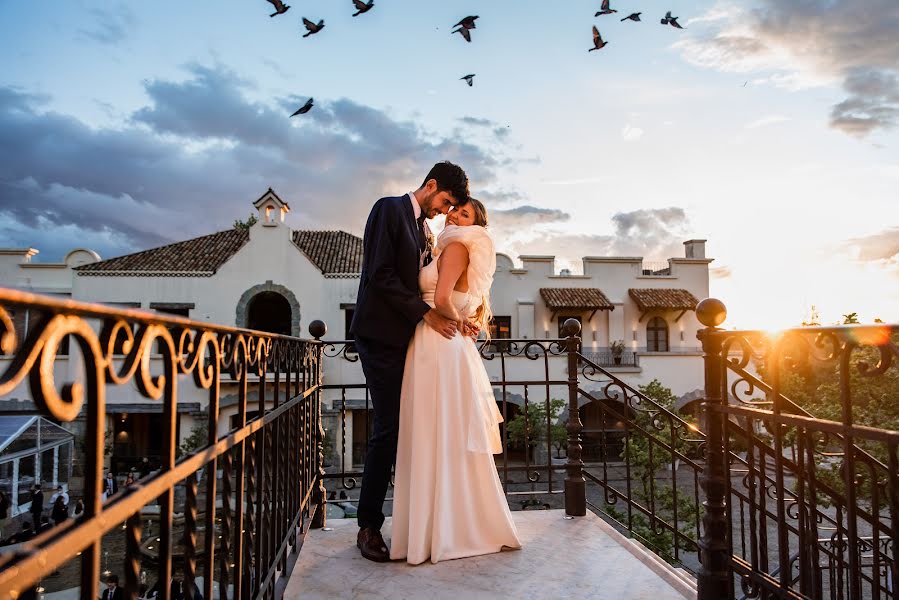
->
xmin=0 ymin=64 xmax=515 ymax=261
xmin=502 ymin=207 xmax=692 ymax=271
xmin=673 ymin=0 xmax=899 ymax=137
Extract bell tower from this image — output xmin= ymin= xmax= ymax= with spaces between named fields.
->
xmin=253 ymin=188 xmax=290 ymax=227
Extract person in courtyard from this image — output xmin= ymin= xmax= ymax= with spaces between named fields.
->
xmin=101 ymin=574 xmax=123 ymax=600
xmin=51 ymin=494 xmax=68 ymax=525
xmin=29 ymin=483 xmax=43 ymax=525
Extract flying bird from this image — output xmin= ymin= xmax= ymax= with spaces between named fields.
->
xmin=589 ymin=26 xmax=608 ymax=52
xmin=290 ymin=98 xmax=314 ymax=116
xmin=461 ymin=74 xmax=475 ymax=87
xmin=661 ymin=11 xmax=684 ymax=28
xmin=352 ymin=0 xmax=374 ymax=16
xmin=595 ymin=0 xmax=617 ymax=16
xmin=453 ymin=15 xmax=479 ymax=30
xmin=302 ymin=17 xmax=325 ymax=37
xmin=453 ymin=27 xmax=472 ymax=42
xmin=621 ymin=12 xmax=642 ymax=22
xmin=267 ymin=0 xmax=290 ymax=17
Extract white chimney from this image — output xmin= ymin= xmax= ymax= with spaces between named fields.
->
xmin=683 ymin=239 xmax=706 ymax=259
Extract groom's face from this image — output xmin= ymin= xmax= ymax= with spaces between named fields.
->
xmin=421 ymin=179 xmax=461 ymax=218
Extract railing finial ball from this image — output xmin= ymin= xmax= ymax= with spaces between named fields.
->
xmin=308 ymin=320 xmax=327 ymax=340
xmin=696 ymin=298 xmax=727 ymax=328
xmin=561 ymin=318 xmax=581 ymax=337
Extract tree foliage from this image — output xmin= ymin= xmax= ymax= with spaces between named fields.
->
xmin=505 ymin=398 xmax=567 ymax=458
xmin=233 ymin=214 xmax=258 ymax=230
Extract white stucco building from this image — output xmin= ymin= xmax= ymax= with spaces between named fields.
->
xmin=0 ymin=189 xmax=713 ymax=473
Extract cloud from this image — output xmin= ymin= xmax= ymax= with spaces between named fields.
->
xmin=844 ymin=227 xmax=899 ymax=263
xmin=672 ymin=0 xmax=899 ymax=137
xmin=77 ymin=6 xmax=137 ymax=46
xmin=491 ymin=205 xmax=570 ymax=228
xmin=830 ymin=68 xmax=899 ymax=136
xmin=745 ymin=114 xmax=790 ymax=128
xmin=710 ymin=266 xmax=732 ymax=279
xmin=621 ymin=124 xmax=644 ymax=142
xmin=500 ymin=207 xmax=693 ymax=271
xmin=0 ymin=65 xmax=513 ymax=261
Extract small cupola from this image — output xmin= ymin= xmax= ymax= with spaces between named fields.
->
xmin=253 ymin=188 xmax=291 ymax=227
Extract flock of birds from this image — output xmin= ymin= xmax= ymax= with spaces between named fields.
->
xmin=270 ymin=0 xmax=687 ymax=116
xmin=591 ymin=1 xmax=685 ymax=51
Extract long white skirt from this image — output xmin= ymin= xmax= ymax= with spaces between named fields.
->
xmin=390 ymin=322 xmax=522 ymax=565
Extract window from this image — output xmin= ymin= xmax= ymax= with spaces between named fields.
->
xmin=647 ymin=317 xmax=669 ymax=352
xmin=344 ymin=308 xmax=355 ymax=340
xmin=488 ymin=316 xmax=511 ymax=351
xmin=558 ymin=315 xmax=582 ymax=338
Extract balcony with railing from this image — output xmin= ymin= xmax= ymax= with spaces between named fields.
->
xmin=0 ymin=287 xmax=896 ymax=599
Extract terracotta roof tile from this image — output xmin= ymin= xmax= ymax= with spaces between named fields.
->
xmin=628 ymin=288 xmax=699 ymax=311
xmin=74 ymin=228 xmax=363 ymax=277
xmin=539 ymin=288 xmax=614 ymax=310
xmin=75 ymin=229 xmax=250 ymax=276
xmin=292 ymin=230 xmax=362 ymax=276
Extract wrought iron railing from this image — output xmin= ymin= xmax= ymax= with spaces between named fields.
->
xmin=581 ymin=350 xmax=640 ymax=368
xmin=0 ymin=288 xmax=327 ymax=599
xmin=695 ymin=299 xmax=898 ymax=599
xmin=317 ymin=338 xmax=573 ymax=510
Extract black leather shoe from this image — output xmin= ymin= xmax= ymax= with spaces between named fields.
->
xmin=357 ymin=527 xmax=390 ymax=562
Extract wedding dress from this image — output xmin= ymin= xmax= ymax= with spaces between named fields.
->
xmin=390 ymin=225 xmax=522 ymax=564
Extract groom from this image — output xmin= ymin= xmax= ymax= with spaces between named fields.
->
xmin=350 ymin=161 xmax=470 ymax=562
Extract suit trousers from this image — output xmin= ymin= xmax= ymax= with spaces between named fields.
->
xmin=354 ymin=335 xmax=408 ymax=531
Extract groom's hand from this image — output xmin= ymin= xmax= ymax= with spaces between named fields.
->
xmin=423 ymin=309 xmax=457 ymax=339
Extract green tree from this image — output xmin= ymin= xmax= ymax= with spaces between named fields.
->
xmin=233 ymin=214 xmax=258 ymax=230
xmin=614 ymin=379 xmax=701 ymax=561
xmin=505 ymin=398 xmax=567 ymax=458
xmin=176 ymin=421 xmax=209 ymax=459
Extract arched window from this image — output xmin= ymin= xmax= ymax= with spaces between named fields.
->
xmin=247 ymin=291 xmax=292 ymax=336
xmin=647 ymin=316 xmax=669 ymax=352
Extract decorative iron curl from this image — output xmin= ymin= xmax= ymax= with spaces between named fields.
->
xmin=0 ymin=304 xmax=15 ymax=355
xmin=322 ymin=341 xmax=359 ymax=362
xmin=527 ymin=470 xmax=541 ymax=483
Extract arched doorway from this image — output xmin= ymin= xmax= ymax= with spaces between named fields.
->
xmin=247 ymin=291 xmax=292 ymax=335
xmin=235 ymin=281 xmax=301 ymax=337
xmin=579 ymin=398 xmax=631 ymax=462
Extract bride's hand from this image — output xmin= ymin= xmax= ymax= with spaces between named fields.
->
xmin=423 ymin=309 xmax=457 ymax=340
xmin=462 ymin=319 xmax=480 ymax=340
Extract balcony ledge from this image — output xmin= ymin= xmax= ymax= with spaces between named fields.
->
xmin=285 ymin=510 xmax=694 ymax=599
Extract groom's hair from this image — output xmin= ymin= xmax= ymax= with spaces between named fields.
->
xmin=421 ymin=161 xmax=470 ymax=204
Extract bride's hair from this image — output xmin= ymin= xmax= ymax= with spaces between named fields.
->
xmin=468 ymin=198 xmax=488 ymax=227
xmin=467 ymin=198 xmax=493 ymax=340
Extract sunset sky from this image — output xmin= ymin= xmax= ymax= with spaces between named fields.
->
xmin=1 ymin=1 xmax=897 ymax=329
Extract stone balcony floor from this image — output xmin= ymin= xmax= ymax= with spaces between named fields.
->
xmin=284 ymin=509 xmax=696 ymax=599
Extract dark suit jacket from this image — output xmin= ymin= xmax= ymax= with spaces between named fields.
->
xmin=30 ymin=490 xmax=43 ymax=516
xmin=103 ymin=476 xmax=118 ymax=496
xmin=101 ymin=587 xmax=124 ymax=600
xmin=350 ymin=196 xmax=430 ymax=348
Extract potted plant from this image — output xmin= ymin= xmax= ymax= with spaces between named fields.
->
xmin=610 ymin=340 xmax=626 ymax=365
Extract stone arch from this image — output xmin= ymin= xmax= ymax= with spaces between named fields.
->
xmin=235 ymin=280 xmax=301 ymax=337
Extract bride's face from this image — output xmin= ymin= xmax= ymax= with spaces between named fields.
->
xmin=446 ymin=204 xmax=476 ymax=227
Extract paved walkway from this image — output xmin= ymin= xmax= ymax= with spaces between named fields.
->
xmin=284 ymin=510 xmax=695 ymax=599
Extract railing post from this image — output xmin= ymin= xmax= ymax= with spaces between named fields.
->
xmin=696 ymin=298 xmax=731 ymax=599
xmin=309 ymin=320 xmax=328 ymax=529
xmin=563 ymin=318 xmax=586 ymax=516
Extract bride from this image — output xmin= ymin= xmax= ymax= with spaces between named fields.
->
xmin=390 ymin=198 xmax=522 ymax=564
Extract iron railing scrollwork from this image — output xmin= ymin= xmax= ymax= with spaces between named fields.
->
xmin=696 ymin=298 xmax=899 ymax=600
xmin=0 ymin=288 xmax=327 ymax=600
